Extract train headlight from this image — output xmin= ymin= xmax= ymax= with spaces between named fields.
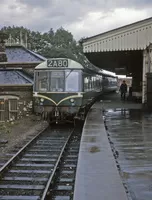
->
xmin=40 ymin=98 xmax=44 ymax=102
xmin=70 ymin=98 xmax=75 ymax=103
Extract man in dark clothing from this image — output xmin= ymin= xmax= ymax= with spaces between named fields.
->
xmin=120 ymin=80 xmax=127 ymax=100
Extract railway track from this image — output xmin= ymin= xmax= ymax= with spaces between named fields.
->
xmin=46 ymin=123 xmax=83 ymax=200
xmin=0 ymin=123 xmax=83 ymax=200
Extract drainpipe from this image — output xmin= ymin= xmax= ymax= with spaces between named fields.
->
xmin=148 ymin=43 xmax=152 ymax=73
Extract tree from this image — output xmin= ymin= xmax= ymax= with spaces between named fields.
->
xmin=0 ymin=25 xmax=94 ymax=68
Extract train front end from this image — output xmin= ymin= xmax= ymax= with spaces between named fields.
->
xmin=33 ymin=58 xmax=84 ymax=124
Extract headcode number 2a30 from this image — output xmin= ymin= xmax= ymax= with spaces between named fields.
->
xmin=47 ymin=59 xmax=68 ymax=67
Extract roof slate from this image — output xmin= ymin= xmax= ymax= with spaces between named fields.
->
xmin=0 ymin=70 xmax=33 ymax=85
xmin=5 ymin=46 xmax=46 ymax=63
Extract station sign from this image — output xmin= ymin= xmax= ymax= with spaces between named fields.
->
xmin=47 ymin=59 xmax=68 ymax=68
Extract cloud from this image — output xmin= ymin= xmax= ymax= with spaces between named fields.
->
xmin=17 ymin=0 xmax=51 ymax=7
xmin=66 ymin=7 xmax=152 ymax=39
xmin=0 ymin=0 xmax=152 ymax=40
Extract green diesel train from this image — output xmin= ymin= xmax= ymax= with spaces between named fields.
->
xmin=33 ymin=58 xmax=117 ymax=124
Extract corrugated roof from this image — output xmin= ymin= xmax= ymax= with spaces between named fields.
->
xmin=82 ymin=16 xmax=152 ymax=42
xmin=0 ymin=69 xmax=33 ymax=85
xmin=5 ymin=46 xmax=46 ymax=63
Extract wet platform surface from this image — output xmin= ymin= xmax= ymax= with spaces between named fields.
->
xmin=74 ymin=103 xmax=128 ymax=200
xmin=100 ymin=93 xmax=152 ymax=200
xmin=100 ymin=92 xmax=142 ymax=110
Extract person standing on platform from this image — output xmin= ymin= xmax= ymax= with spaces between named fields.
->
xmin=120 ymin=80 xmax=127 ymax=100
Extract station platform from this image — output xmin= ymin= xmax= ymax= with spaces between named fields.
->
xmin=99 ymin=92 xmax=142 ymax=110
xmin=96 ymin=92 xmax=152 ymax=200
xmin=73 ymin=101 xmax=128 ymax=200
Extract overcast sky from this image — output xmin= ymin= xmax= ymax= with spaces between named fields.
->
xmin=1 ymin=0 xmax=152 ymax=40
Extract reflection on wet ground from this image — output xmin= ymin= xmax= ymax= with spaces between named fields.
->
xmin=104 ymin=108 xmax=152 ymax=200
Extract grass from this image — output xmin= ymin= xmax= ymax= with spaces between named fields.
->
xmin=0 ymin=121 xmax=19 ymax=134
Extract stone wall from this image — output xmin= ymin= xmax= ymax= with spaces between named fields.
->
xmin=0 ymin=86 xmax=33 ymax=121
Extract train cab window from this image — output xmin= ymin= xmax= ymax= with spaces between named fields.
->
xmin=36 ymin=72 xmax=49 ymax=92
xmin=50 ymin=71 xmax=64 ymax=92
xmin=65 ymin=71 xmax=80 ymax=92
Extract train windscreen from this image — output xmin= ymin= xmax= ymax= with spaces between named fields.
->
xmin=65 ymin=71 xmax=79 ymax=92
xmin=50 ymin=71 xmax=64 ymax=92
xmin=34 ymin=70 xmax=81 ymax=92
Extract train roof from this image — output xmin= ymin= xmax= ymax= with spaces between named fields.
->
xmin=35 ymin=57 xmax=117 ymax=78
xmin=35 ymin=58 xmax=84 ymax=70
xmin=100 ymin=69 xmax=117 ymax=77
xmin=84 ymin=64 xmax=117 ymax=78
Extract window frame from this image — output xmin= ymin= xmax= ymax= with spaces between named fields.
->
xmin=34 ymin=69 xmax=82 ymax=92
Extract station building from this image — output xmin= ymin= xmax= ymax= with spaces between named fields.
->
xmin=0 ymin=33 xmax=46 ymax=121
xmin=81 ymin=17 xmax=152 ymax=108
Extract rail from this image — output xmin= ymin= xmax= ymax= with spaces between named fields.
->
xmin=0 ymin=124 xmax=75 ymax=200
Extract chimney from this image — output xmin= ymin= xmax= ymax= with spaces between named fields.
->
xmin=0 ymin=32 xmax=8 ymax=62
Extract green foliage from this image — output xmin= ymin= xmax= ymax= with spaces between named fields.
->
xmin=0 ymin=25 xmax=91 ymax=67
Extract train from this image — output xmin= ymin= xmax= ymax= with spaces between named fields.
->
xmin=33 ymin=58 xmax=118 ymax=124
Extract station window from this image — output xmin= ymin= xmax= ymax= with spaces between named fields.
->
xmin=9 ymin=99 xmax=18 ymax=120
xmin=9 ymin=99 xmax=17 ymax=111
xmin=0 ymin=97 xmax=18 ymax=121
xmin=0 ymin=101 xmax=5 ymax=121
xmin=0 ymin=101 xmax=4 ymax=111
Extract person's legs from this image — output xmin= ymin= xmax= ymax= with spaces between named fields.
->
xmin=124 ymin=92 xmax=126 ymax=100
xmin=121 ymin=92 xmax=123 ymax=100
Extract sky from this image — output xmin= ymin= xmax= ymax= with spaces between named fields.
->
xmin=0 ymin=0 xmax=152 ymax=40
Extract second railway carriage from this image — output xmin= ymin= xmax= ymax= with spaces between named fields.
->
xmin=33 ymin=58 xmax=117 ymax=124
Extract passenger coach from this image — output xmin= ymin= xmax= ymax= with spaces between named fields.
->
xmin=33 ymin=58 xmax=117 ymax=124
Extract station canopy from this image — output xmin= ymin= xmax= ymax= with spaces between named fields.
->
xmin=82 ymin=17 xmax=152 ymax=75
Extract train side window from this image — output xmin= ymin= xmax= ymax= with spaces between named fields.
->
xmin=94 ymin=77 xmax=97 ymax=89
xmin=96 ymin=77 xmax=100 ymax=89
xmin=91 ymin=77 xmax=94 ymax=89
xmin=88 ymin=77 xmax=92 ymax=90
xmin=84 ymin=77 xmax=89 ymax=91
xmin=98 ymin=76 xmax=102 ymax=90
